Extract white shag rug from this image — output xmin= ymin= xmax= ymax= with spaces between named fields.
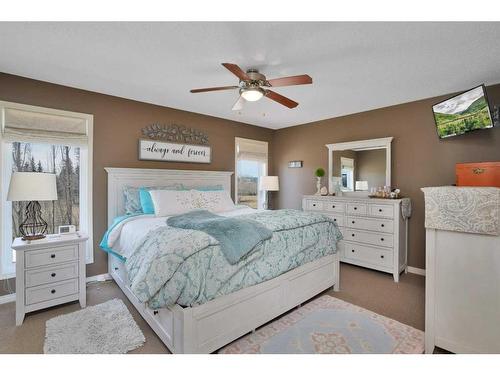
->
xmin=44 ymin=298 xmax=145 ymax=354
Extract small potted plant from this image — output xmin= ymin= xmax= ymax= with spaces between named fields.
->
xmin=314 ymin=168 xmax=325 ymax=195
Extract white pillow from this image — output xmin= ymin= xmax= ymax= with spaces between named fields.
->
xmin=149 ymin=189 xmax=236 ymax=216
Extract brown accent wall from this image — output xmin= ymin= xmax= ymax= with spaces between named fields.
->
xmin=272 ymin=84 xmax=500 ymax=269
xmin=0 ymin=73 xmax=273 ymax=295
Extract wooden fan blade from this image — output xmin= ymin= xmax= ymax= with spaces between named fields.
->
xmin=265 ymin=90 xmax=299 ymax=109
xmin=190 ymin=86 xmax=238 ymax=93
xmin=221 ymin=63 xmax=250 ymax=81
xmin=232 ymin=96 xmax=246 ymax=111
xmin=266 ymin=74 xmax=312 ymax=87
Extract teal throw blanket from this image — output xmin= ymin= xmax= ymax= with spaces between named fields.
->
xmin=167 ymin=210 xmax=272 ymax=264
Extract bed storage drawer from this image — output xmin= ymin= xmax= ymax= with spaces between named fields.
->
xmin=346 ymin=216 xmax=394 ymax=233
xmin=25 ymin=278 xmax=79 ymax=305
xmin=109 ymin=256 xmax=126 ymax=284
xmin=346 ymin=229 xmax=393 ymax=248
xmin=25 ymin=245 xmax=78 ymax=268
xmin=346 ymin=203 xmax=367 ymax=216
xmin=344 ymin=242 xmax=392 ymax=268
xmin=25 ymin=261 xmax=78 ymax=287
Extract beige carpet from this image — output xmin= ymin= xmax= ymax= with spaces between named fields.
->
xmin=0 ymin=263 xmax=425 ymax=354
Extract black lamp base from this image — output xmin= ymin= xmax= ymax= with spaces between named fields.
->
xmin=19 ymin=201 xmax=48 ymax=241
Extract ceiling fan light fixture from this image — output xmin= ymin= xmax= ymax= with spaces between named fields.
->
xmin=240 ymin=87 xmax=264 ymax=102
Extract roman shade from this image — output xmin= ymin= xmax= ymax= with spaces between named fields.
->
xmin=236 ymin=138 xmax=268 ymax=162
xmin=2 ymin=107 xmax=90 ymax=144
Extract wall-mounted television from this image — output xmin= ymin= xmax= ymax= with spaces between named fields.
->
xmin=432 ymin=84 xmax=494 ymax=139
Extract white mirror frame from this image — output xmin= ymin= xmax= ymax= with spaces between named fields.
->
xmin=326 ymin=137 xmax=393 ymax=195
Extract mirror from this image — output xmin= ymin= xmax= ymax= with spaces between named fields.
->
xmin=326 ymin=137 xmax=392 ymax=195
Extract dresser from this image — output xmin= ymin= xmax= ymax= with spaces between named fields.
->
xmin=302 ymin=195 xmax=409 ymax=282
xmin=422 ymin=187 xmax=500 ymax=353
xmin=13 ymin=233 xmax=88 ymax=325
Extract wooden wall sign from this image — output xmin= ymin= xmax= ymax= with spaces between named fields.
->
xmin=138 ymin=139 xmax=211 ymax=163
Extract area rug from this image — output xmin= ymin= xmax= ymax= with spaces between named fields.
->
xmin=44 ymin=298 xmax=145 ymax=354
xmin=219 ymin=295 xmax=424 ymax=354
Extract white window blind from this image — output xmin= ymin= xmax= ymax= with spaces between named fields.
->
xmin=236 ymin=137 xmax=268 ymax=162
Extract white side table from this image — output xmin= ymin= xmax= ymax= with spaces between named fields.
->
xmin=12 ymin=232 xmax=88 ymax=326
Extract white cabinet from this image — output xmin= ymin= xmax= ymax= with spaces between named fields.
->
xmin=13 ymin=233 xmax=88 ymax=325
xmin=303 ymin=195 xmax=409 ymax=282
xmin=422 ymin=187 xmax=500 ymax=354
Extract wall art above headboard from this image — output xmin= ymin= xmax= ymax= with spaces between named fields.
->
xmin=141 ymin=123 xmax=209 ymax=145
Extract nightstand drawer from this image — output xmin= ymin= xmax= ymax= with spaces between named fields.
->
xmin=25 ymin=262 xmax=78 ymax=287
xmin=25 ymin=245 xmax=78 ymax=268
xmin=25 ymin=278 xmax=79 ymax=305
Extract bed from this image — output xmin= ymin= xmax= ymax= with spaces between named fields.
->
xmin=104 ymin=167 xmax=341 ymax=353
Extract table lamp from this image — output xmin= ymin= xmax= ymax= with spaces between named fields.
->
xmin=259 ymin=176 xmax=279 ymax=209
xmin=7 ymin=172 xmax=58 ymax=240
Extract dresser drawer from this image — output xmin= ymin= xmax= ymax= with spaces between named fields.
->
xmin=305 ymin=200 xmax=323 ymax=211
xmin=344 ymin=242 xmax=392 ymax=268
xmin=325 ymin=213 xmax=344 ymax=227
xmin=25 ymin=262 xmax=78 ymax=287
xmin=369 ymin=204 xmax=394 ymax=218
xmin=346 ymin=229 xmax=393 ymax=248
xmin=346 ymin=216 xmax=394 ymax=233
xmin=25 ymin=245 xmax=78 ymax=268
xmin=324 ymin=202 xmax=345 ymax=213
xmin=346 ymin=203 xmax=367 ymax=216
xmin=25 ymin=278 xmax=79 ymax=305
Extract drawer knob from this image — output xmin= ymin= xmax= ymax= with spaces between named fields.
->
xmin=51 ymin=289 xmax=56 ymax=294
xmin=114 ymin=267 xmax=119 ymax=271
xmin=351 ymin=234 xmax=355 ymax=237
xmin=153 ymin=310 xmax=159 ymax=315
xmin=354 ymin=207 xmax=357 ymax=210
xmin=381 ymin=238 xmax=384 ymax=241
xmin=378 ymin=209 xmax=382 ymax=212
xmin=351 ymin=220 xmax=355 ymax=224
xmin=351 ymin=249 xmax=355 ymax=253
xmin=50 ymin=254 xmax=56 ymax=259
xmin=312 ymin=204 xmax=316 ymax=207
xmin=332 ymin=205 xmax=335 ymax=208
xmin=381 ymin=224 xmax=385 ymax=227
xmin=51 ymin=272 xmax=56 ymax=277
xmin=333 ymin=218 xmax=337 ymax=222
xmin=380 ymin=255 xmax=384 ymax=259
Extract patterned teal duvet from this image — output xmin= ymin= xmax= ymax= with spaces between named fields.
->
xmin=125 ymin=209 xmax=342 ymax=308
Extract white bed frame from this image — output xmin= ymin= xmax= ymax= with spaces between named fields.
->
xmin=105 ymin=167 xmax=340 ymax=353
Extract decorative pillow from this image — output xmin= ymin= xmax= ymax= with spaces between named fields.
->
xmin=139 ymin=188 xmax=155 ymax=214
xmin=150 ymin=189 xmax=235 ymax=216
xmin=123 ymin=184 xmax=184 ymax=214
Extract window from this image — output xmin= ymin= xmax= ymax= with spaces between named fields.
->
xmin=340 ymin=157 xmax=355 ymax=191
xmin=235 ymin=138 xmax=268 ymax=209
xmin=0 ymin=102 xmax=93 ymax=279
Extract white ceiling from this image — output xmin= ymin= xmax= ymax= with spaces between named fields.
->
xmin=1 ymin=22 xmax=500 ymax=129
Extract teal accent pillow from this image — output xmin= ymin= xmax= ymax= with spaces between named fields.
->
xmin=139 ymin=188 xmax=155 ymax=214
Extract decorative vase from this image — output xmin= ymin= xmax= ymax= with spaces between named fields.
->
xmin=315 ymin=176 xmax=321 ymax=195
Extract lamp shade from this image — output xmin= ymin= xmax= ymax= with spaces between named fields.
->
xmin=259 ymin=176 xmax=279 ymax=191
xmin=7 ymin=172 xmax=58 ymax=202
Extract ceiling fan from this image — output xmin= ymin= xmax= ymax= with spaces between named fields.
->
xmin=190 ymin=63 xmax=312 ymax=111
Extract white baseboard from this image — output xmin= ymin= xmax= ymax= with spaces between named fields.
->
xmin=0 ymin=273 xmax=112 ymax=305
xmin=0 ymin=293 xmax=16 ymax=304
xmin=407 ymin=266 xmax=426 ymax=276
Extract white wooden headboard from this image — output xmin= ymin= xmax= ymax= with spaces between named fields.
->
xmin=105 ymin=167 xmax=233 ymax=226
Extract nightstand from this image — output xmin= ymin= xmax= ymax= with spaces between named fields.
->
xmin=12 ymin=233 xmax=88 ymax=325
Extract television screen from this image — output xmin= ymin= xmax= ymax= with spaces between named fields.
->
xmin=432 ymin=85 xmax=494 ymax=139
